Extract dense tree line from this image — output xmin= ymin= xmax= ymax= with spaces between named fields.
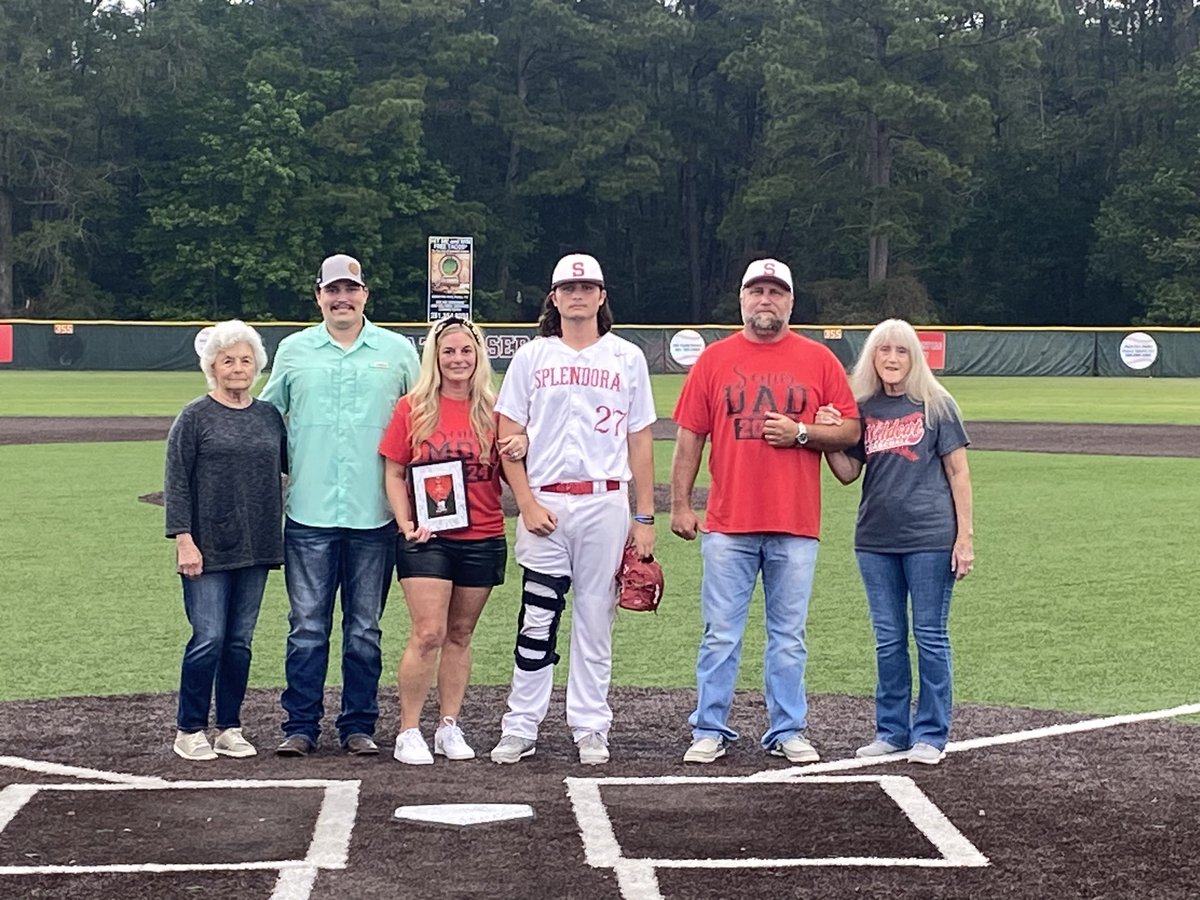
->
xmin=2 ymin=0 xmax=1199 ymax=325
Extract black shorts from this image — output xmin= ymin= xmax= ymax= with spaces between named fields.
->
xmin=396 ymin=535 xmax=508 ymax=587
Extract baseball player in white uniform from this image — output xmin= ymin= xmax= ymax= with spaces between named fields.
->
xmin=490 ymin=253 xmax=657 ymax=766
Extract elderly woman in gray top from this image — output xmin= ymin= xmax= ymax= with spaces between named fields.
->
xmin=164 ymin=320 xmax=286 ymax=761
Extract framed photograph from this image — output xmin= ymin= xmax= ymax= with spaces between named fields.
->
xmin=410 ymin=458 xmax=470 ymax=533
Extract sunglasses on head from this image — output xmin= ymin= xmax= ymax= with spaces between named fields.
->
xmin=432 ymin=316 xmax=480 ymax=342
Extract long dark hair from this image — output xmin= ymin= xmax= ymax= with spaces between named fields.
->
xmin=537 ymin=290 xmax=614 ymax=337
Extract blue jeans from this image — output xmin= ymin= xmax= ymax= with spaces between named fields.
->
xmin=281 ymin=520 xmax=395 ymax=743
xmin=177 ymin=566 xmax=269 ymax=732
xmin=856 ymin=550 xmax=956 ymax=750
xmin=690 ymin=532 xmax=819 ymax=749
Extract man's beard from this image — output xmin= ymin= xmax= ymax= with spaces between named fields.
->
xmin=745 ymin=311 xmax=784 ymax=335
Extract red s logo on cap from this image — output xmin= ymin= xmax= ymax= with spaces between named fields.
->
xmin=764 ymin=262 xmax=776 ymax=275
xmin=572 ymin=261 xmax=585 ymax=277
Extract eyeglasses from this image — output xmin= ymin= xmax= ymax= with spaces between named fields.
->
xmin=432 ymin=316 xmax=481 ymax=343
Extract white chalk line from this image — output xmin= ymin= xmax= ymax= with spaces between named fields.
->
xmin=749 ymin=700 xmax=1200 ymax=781
xmin=568 ymin=773 xmax=985 ymax=900
xmin=13 ymin=778 xmax=357 ymax=790
xmin=0 ymin=755 xmax=168 ymax=786
xmin=271 ymin=867 xmax=320 ymax=900
xmin=0 ymin=860 xmax=322 ymax=876
xmin=878 ymin=776 xmax=988 ymax=867
xmin=0 ymin=775 xmax=360 ymax=899
xmin=571 ymin=701 xmax=1199 ymax=899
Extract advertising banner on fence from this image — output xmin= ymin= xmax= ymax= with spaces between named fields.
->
xmin=917 ymin=331 xmax=946 ymax=370
xmin=427 ymin=236 xmax=473 ymax=321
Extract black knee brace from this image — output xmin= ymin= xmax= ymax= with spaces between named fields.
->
xmin=513 ymin=568 xmax=571 ymax=672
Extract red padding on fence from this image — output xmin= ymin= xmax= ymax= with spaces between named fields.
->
xmin=0 ymin=324 xmax=12 ymax=364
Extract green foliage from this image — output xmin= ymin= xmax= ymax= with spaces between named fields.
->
xmin=804 ymin=275 xmax=940 ymax=325
xmin=4 ymin=0 xmax=1200 ymax=326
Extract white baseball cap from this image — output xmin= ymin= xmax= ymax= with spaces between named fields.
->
xmin=551 ymin=253 xmax=605 ymax=289
xmin=317 ymin=254 xmax=366 ymax=287
xmin=741 ymin=258 xmax=793 ymax=292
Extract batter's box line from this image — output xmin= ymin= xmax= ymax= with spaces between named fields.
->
xmin=747 ymin=700 xmax=1200 ymax=781
xmin=0 ymin=778 xmax=360 ymax=900
xmin=565 ymin=773 xmax=987 ymax=900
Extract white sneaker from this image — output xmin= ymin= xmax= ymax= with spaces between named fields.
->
xmin=769 ymin=734 xmax=820 ymax=763
xmin=576 ymin=732 xmax=609 ymax=765
xmin=908 ymin=742 xmax=945 ymax=765
xmin=213 ymin=727 xmax=257 ymax=758
xmin=490 ymin=734 xmax=536 ymax=764
xmin=434 ymin=717 xmax=476 ymax=761
xmin=173 ymin=730 xmax=217 ymax=761
xmin=683 ymin=736 xmax=726 ymax=764
xmin=393 ymin=728 xmax=434 ymax=765
xmin=856 ymin=739 xmax=905 ymax=758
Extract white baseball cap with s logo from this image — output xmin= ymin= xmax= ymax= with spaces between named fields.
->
xmin=551 ymin=253 xmax=605 ymax=289
xmin=741 ymin=258 xmax=793 ymax=292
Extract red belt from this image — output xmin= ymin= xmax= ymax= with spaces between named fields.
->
xmin=538 ymin=480 xmax=621 ymax=495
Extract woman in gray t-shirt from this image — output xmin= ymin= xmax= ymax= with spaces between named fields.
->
xmin=164 ymin=320 xmax=286 ymax=762
xmin=818 ymin=318 xmax=974 ymax=766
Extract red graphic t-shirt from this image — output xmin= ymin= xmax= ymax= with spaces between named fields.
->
xmin=378 ymin=395 xmax=504 ymax=540
xmin=673 ymin=332 xmax=858 ymax=538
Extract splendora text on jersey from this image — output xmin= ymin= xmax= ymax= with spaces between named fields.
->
xmin=532 ymin=366 xmax=624 ymax=390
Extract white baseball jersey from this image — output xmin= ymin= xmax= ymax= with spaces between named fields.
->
xmin=496 ymin=333 xmax=656 ymax=485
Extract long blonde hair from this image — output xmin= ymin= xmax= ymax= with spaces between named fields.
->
xmin=849 ymin=318 xmax=959 ymax=425
xmin=407 ymin=318 xmax=497 ymax=458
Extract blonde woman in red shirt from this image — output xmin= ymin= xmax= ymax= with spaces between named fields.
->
xmin=379 ymin=318 xmax=526 ymax=764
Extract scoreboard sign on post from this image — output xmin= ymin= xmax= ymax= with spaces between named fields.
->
xmin=917 ymin=331 xmax=946 ymax=370
xmin=428 ymin=236 xmax=473 ymax=321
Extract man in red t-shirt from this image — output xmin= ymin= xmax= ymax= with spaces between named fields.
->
xmin=671 ymin=258 xmax=860 ymax=765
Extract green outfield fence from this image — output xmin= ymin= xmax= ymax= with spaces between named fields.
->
xmin=1 ymin=320 xmax=1198 ymax=376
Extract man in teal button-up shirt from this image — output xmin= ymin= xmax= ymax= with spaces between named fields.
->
xmin=259 ymin=253 xmax=420 ymax=757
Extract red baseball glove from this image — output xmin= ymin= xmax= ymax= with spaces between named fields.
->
xmin=616 ymin=545 xmax=664 ymax=612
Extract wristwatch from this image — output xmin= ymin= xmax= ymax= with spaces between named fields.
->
xmin=794 ymin=422 xmax=809 ymax=446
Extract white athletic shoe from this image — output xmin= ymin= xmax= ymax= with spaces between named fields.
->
xmin=855 ymin=739 xmax=905 ymax=759
xmin=576 ymin=732 xmax=609 ymax=765
xmin=173 ymin=730 xmax=217 ymax=761
xmin=213 ymin=727 xmax=257 ymax=758
xmin=908 ymin=742 xmax=945 ymax=765
xmin=490 ymin=734 xmax=536 ymax=764
xmin=769 ymin=734 xmax=820 ymax=763
xmin=683 ymin=736 xmax=726 ymax=764
xmin=393 ymin=728 xmax=434 ymax=765
xmin=434 ymin=717 xmax=476 ymax=761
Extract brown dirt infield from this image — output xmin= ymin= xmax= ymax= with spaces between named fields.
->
xmin=2 ymin=687 xmax=1198 ymax=899
xmin=3 ymin=418 xmax=1198 ymax=898
xmin=2 ymin=415 xmax=1200 ymax=456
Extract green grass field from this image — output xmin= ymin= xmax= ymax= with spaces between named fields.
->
xmin=1 ymin=371 xmax=1198 ymax=725
xmin=2 ymin=370 xmax=1199 ymax=422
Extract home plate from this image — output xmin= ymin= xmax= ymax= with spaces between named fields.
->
xmin=393 ymin=803 xmax=536 ymax=827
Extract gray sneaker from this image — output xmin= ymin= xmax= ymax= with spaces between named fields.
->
xmin=769 ymin=734 xmax=820 ymax=763
xmin=213 ymin=727 xmax=257 ymax=758
xmin=173 ymin=730 xmax=217 ymax=761
xmin=908 ymin=742 xmax=945 ymax=765
xmin=490 ymin=734 xmax=536 ymax=764
xmin=855 ymin=739 xmax=905 ymax=759
xmin=683 ymin=736 xmax=726 ymax=764
xmin=576 ymin=732 xmax=609 ymax=765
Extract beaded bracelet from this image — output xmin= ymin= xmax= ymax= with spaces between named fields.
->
xmin=633 ymin=514 xmax=655 ymax=525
